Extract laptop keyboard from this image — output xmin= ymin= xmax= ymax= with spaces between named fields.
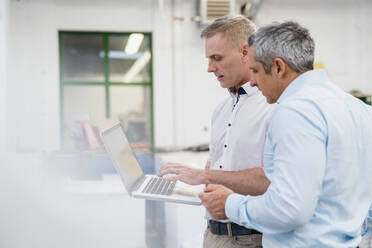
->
xmin=142 ymin=177 xmax=176 ymax=195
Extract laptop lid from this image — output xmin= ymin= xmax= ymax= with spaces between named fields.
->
xmin=100 ymin=122 xmax=144 ymax=195
xmin=101 ymin=122 xmax=203 ymax=205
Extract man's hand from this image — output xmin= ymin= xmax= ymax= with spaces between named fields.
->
xmin=199 ymin=184 xmax=234 ymax=220
xmin=157 ymin=163 xmax=207 ymax=185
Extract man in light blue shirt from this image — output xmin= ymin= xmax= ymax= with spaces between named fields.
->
xmin=199 ymin=21 xmax=372 ymax=247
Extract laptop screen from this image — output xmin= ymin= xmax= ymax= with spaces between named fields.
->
xmin=101 ymin=123 xmax=144 ymax=192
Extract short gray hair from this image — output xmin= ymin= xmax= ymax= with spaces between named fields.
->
xmin=201 ymin=15 xmax=256 ymax=47
xmin=248 ymin=21 xmax=315 ymax=73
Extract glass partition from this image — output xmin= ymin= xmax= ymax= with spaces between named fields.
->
xmin=59 ymin=31 xmax=153 ymax=151
xmin=109 ymin=34 xmax=151 ymax=83
xmin=61 ymin=34 xmax=105 ymax=82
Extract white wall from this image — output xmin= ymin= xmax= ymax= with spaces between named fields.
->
xmin=254 ymin=0 xmax=372 ymax=93
xmin=0 ymin=0 xmax=8 ymax=155
xmin=153 ymin=0 xmax=226 ymax=149
xmin=6 ymin=0 xmax=372 ymax=152
xmin=6 ymin=0 xmax=225 ymax=152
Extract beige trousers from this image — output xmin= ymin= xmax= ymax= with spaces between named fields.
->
xmin=203 ymin=227 xmax=262 ymax=248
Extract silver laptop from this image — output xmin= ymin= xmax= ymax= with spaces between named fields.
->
xmin=100 ymin=122 xmax=202 ymax=205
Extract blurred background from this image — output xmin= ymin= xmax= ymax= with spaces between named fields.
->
xmin=0 ymin=0 xmax=371 ymax=247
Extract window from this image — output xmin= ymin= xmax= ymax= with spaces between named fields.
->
xmin=59 ymin=32 xmax=153 ymax=151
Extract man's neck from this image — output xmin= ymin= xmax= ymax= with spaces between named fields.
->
xmin=229 ymin=81 xmax=247 ymax=94
xmin=282 ymin=71 xmax=305 ymax=92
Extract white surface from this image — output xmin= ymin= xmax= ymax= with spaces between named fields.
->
xmin=165 ymin=201 xmax=206 ymax=248
xmin=63 ymin=173 xmax=206 ymax=248
xmin=63 ymin=174 xmax=127 ymax=195
xmin=0 ymin=151 xmax=209 ymax=248
xmin=158 ymin=151 xmax=209 ymax=170
xmin=159 ymin=151 xmax=208 ymax=248
xmin=0 ymin=154 xmax=147 ymax=248
xmin=0 ymin=0 xmax=8 ymax=155
xmin=254 ymin=0 xmax=372 ymax=94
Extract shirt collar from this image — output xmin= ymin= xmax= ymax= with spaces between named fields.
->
xmin=277 ymin=69 xmax=329 ymax=104
xmin=228 ymin=82 xmax=258 ymax=98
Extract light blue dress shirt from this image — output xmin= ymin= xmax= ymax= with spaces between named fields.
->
xmin=225 ymin=70 xmax=372 ymax=247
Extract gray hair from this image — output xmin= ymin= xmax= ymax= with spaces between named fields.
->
xmin=201 ymin=15 xmax=256 ymax=47
xmin=248 ymin=21 xmax=315 ymax=73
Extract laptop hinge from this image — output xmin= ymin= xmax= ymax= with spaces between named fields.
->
xmin=132 ymin=175 xmax=147 ymax=193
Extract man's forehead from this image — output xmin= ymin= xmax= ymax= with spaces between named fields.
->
xmin=205 ymin=36 xmax=225 ymax=57
xmin=205 ymin=34 xmax=240 ymax=57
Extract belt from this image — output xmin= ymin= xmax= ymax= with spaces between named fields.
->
xmin=208 ymin=220 xmax=262 ymax=236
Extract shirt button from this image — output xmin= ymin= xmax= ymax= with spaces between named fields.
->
xmin=219 ymin=165 xmax=223 ymax=169
xmin=228 ymin=123 xmax=231 ymax=127
xmin=224 ymin=144 xmax=227 ymax=148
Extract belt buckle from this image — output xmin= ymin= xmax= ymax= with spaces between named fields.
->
xmin=227 ymin=222 xmax=233 ymax=237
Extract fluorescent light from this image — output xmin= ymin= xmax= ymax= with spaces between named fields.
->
xmin=99 ymin=50 xmax=142 ymax=60
xmin=122 ymin=50 xmax=151 ymax=82
xmin=125 ymin=33 xmax=144 ymax=55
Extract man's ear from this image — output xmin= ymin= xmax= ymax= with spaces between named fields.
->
xmin=241 ymin=43 xmax=249 ymax=62
xmin=273 ymin=58 xmax=286 ymax=78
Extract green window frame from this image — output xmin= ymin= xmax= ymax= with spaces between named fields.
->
xmin=58 ymin=31 xmax=154 ymax=151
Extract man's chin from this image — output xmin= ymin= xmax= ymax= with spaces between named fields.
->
xmin=219 ymin=81 xmax=230 ymax=89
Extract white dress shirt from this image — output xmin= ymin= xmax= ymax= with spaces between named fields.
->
xmin=209 ymin=82 xmax=275 ymax=172
xmin=207 ymin=82 xmax=275 ymax=222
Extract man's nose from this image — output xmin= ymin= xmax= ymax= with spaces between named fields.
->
xmin=250 ymin=79 xmax=257 ymax=87
xmin=207 ymin=61 xmax=216 ymax=73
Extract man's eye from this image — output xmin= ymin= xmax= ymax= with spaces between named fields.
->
xmin=213 ymin=56 xmax=222 ymax=61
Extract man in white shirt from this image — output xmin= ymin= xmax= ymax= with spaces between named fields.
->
xmin=158 ymin=15 xmax=274 ymax=248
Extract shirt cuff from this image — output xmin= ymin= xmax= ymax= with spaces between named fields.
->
xmin=225 ymin=193 xmax=246 ymax=223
